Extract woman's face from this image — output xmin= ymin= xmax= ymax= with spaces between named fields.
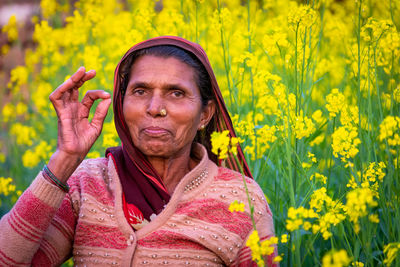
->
xmin=123 ymin=55 xmax=214 ymax=159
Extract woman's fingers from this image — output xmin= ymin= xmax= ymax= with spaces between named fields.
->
xmin=49 ymin=67 xmax=96 ymax=103
xmin=91 ymin=98 xmax=112 ymax=132
xmin=70 ymin=69 xmax=96 ymax=102
xmin=80 ymin=90 xmax=111 ymax=133
xmin=81 ymin=90 xmax=111 ymax=112
xmin=68 ymin=69 xmax=97 ymax=103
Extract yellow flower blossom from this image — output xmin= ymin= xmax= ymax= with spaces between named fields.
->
xmin=310 ymin=134 xmax=324 ymax=147
xmin=246 ymin=230 xmax=264 ymax=266
xmin=361 ymin=18 xmax=393 ymax=44
xmin=280 ymin=234 xmax=288 ymax=243
xmin=345 ymin=187 xmax=378 ymax=233
xmin=384 ymin=243 xmax=400 ymax=267
xmin=326 ymin=88 xmax=345 ymax=118
xmin=368 ymin=214 xmax=379 ymax=223
xmin=312 ymin=109 xmax=325 ymax=124
xmin=379 ymin=116 xmax=400 ymax=149
xmin=211 ymin=8 xmax=233 ymax=33
xmin=22 ymin=141 xmax=53 ymax=168
xmin=331 ymin=126 xmax=361 ymax=163
xmin=2 ymin=15 xmax=18 ymax=41
xmin=10 ymin=123 xmax=38 ymax=146
xmin=2 ymin=103 xmax=15 ymax=123
xmin=273 ymin=255 xmax=282 ymax=262
xmin=0 ymin=177 xmax=16 ymax=196
xmin=393 ymin=86 xmax=400 ymax=103
xmin=87 ymin=151 xmax=100 ymax=159
xmin=288 ymin=5 xmax=318 ymax=32
xmin=211 ymin=130 xmax=240 ymax=160
xmin=229 ymin=200 xmax=245 ymax=213
xmin=292 ymin=114 xmax=316 ymax=139
xmin=40 ymin=0 xmax=58 ymax=19
xmin=7 ymin=66 xmax=29 ymax=92
xmin=322 ymin=249 xmax=351 ymax=267
xmin=310 ymin=173 xmax=327 ymax=184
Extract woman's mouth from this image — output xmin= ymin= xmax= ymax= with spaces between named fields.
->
xmin=143 ymin=127 xmax=169 ymax=137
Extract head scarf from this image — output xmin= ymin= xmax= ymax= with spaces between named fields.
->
xmin=106 ymin=36 xmax=252 ymax=221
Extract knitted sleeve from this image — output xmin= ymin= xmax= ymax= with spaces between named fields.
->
xmin=0 ymin=172 xmax=77 ymax=266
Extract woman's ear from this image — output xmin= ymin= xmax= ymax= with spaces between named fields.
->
xmin=199 ymin=100 xmax=216 ymax=129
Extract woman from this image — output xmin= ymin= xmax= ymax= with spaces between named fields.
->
xmin=0 ymin=36 xmax=276 ymax=266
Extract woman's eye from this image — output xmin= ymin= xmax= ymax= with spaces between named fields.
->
xmin=133 ymin=89 xmax=145 ymax=96
xmin=172 ymin=90 xmax=184 ymax=98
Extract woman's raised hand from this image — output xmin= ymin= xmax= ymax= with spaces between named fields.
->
xmin=47 ymin=67 xmax=112 ymax=182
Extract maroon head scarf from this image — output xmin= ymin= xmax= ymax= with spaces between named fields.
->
xmin=106 ymin=36 xmax=252 ymax=221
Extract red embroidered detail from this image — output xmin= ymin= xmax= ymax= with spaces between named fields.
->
xmin=0 ymin=249 xmax=30 ymax=266
xmin=215 ymin=168 xmax=237 ymax=181
xmin=32 ymin=248 xmax=52 ymax=266
xmin=215 ymin=168 xmax=253 ymax=183
xmin=176 ymin=199 xmax=252 ymax=239
xmin=122 ymin=194 xmax=145 ymax=227
xmin=12 ymin=190 xmax=56 ymax=231
xmin=138 ymin=230 xmax=205 ymax=250
xmin=74 ymin=223 xmax=127 ymax=249
xmin=80 ymin=175 xmax=114 ymax=206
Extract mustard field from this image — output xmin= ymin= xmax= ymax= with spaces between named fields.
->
xmin=1 ymin=0 xmax=400 ymax=266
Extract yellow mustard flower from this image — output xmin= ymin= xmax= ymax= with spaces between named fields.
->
xmin=2 ymin=15 xmax=18 ymax=41
xmin=229 ymin=200 xmax=245 ymax=213
xmin=345 ymin=187 xmax=378 ymax=233
xmin=331 ymin=126 xmax=361 ymax=163
xmin=322 ymin=249 xmax=351 ymax=267
xmin=0 ymin=177 xmax=16 ymax=196
xmin=40 ymin=0 xmax=58 ymax=19
xmin=280 ymin=234 xmax=288 ymax=243
xmin=211 ymin=130 xmax=240 ymax=160
xmin=326 ymin=88 xmax=345 ymax=118
xmin=384 ymin=243 xmax=400 ymax=267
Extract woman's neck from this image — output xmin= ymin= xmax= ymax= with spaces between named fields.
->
xmin=147 ymin=148 xmax=199 ymax=194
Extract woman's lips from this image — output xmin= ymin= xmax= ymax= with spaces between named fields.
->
xmin=142 ymin=126 xmax=169 ymax=136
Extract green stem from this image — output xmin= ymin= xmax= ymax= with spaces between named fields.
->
xmin=216 ymin=0 xmax=233 ymax=108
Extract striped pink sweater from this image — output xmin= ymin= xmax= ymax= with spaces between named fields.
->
xmin=0 ymin=145 xmax=276 ymax=266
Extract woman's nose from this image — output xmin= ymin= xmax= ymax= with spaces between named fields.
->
xmin=146 ymin=93 xmax=164 ymax=117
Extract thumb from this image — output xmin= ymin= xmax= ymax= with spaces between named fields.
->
xmin=91 ymin=98 xmax=112 ymax=133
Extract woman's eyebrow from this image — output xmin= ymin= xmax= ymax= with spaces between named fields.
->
xmin=127 ymin=81 xmax=152 ymax=90
xmin=164 ymin=84 xmax=187 ymax=91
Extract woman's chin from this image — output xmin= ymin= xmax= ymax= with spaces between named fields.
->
xmin=138 ymin=141 xmax=175 ymax=158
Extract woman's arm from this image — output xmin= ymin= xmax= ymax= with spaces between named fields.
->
xmin=0 ymin=173 xmax=75 ymax=266
xmin=0 ymin=67 xmax=111 ymax=265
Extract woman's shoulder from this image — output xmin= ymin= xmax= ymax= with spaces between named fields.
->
xmin=212 ymin=166 xmax=273 ymax=217
xmin=67 ymin=157 xmax=109 ymax=186
xmin=214 ymin=167 xmax=264 ymax=194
